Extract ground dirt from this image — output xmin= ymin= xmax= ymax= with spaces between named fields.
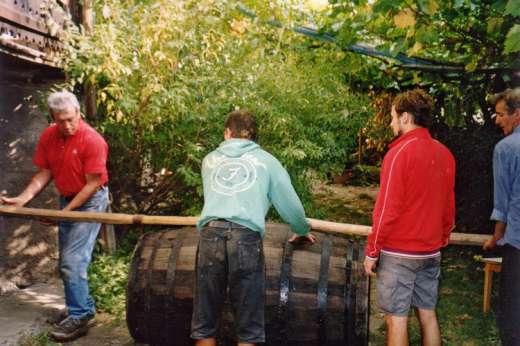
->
xmin=0 ymin=280 xmax=135 ymax=346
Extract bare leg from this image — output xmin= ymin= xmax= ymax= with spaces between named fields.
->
xmin=195 ymin=338 xmax=216 ymax=346
xmin=238 ymin=343 xmax=255 ymax=346
xmin=415 ymin=308 xmax=441 ymax=346
xmin=385 ymin=314 xmax=409 ymax=346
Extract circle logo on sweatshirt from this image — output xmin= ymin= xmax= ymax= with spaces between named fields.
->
xmin=211 ymin=157 xmax=257 ymax=196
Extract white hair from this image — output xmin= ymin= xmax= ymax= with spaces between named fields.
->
xmin=47 ymin=91 xmax=80 ymax=115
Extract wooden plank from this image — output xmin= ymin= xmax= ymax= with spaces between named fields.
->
xmin=0 ymin=3 xmax=48 ymax=35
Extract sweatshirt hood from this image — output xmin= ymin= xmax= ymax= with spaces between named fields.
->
xmin=216 ymin=139 xmax=259 ymax=158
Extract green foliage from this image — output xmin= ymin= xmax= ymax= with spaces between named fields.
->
xmin=55 ymin=0 xmax=372 ymax=216
xmin=320 ymin=0 xmax=517 ymax=129
xmin=326 ymin=0 xmax=516 ymax=64
xmin=88 ymin=252 xmax=130 ymax=318
xmin=505 ymin=24 xmax=520 ymax=54
xmin=505 ymin=0 xmax=520 ymax=18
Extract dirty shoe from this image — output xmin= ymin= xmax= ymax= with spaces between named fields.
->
xmin=50 ymin=315 xmax=92 ymax=342
xmin=48 ymin=310 xmax=96 ymax=328
xmin=46 ymin=309 xmax=68 ymax=326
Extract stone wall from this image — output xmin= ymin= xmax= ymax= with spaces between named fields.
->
xmin=0 ymin=52 xmax=63 ymax=291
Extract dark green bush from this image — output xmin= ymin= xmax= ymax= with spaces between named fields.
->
xmin=349 ymin=165 xmax=381 ymax=186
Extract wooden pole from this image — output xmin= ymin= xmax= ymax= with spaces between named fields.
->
xmin=0 ymin=206 xmax=198 ymax=225
xmin=0 ymin=205 xmax=489 ymax=246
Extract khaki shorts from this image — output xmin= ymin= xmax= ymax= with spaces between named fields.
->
xmin=376 ymin=253 xmax=441 ymax=316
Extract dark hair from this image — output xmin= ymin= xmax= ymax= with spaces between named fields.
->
xmin=490 ymin=88 xmax=520 ymax=114
xmin=225 ymin=109 xmax=258 ymax=140
xmin=392 ymin=89 xmax=434 ymax=128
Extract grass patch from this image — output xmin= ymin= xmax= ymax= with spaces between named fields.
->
xmin=435 ymin=246 xmax=500 ymax=346
xmin=17 ymin=331 xmax=57 ymax=346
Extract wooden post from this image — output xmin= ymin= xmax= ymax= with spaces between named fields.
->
xmin=81 ymin=0 xmax=97 ymax=120
xmin=482 ymin=258 xmax=502 ymax=313
xmin=100 ymin=204 xmax=117 ymax=254
xmin=81 ymin=0 xmax=116 ymax=252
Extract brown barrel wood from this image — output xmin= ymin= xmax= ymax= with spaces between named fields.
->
xmin=126 ymin=224 xmax=369 ymax=346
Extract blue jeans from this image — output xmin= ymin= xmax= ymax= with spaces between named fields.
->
xmin=59 ymin=186 xmax=108 ymax=319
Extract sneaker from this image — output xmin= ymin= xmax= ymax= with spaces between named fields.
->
xmin=49 ymin=315 xmax=93 ymax=342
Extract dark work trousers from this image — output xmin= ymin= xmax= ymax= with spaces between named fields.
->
xmin=191 ymin=226 xmax=265 ymax=344
xmin=498 ymin=244 xmax=520 ymax=346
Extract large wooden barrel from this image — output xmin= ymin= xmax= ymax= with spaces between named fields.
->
xmin=126 ymin=224 xmax=369 ymax=346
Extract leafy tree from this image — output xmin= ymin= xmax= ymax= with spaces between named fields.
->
xmin=51 ymin=0 xmax=372 ymax=217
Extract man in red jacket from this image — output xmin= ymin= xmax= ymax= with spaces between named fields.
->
xmin=364 ymin=89 xmax=455 ymax=346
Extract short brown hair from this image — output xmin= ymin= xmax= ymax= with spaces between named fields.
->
xmin=490 ymin=88 xmax=520 ymax=114
xmin=225 ymin=110 xmax=257 ymax=140
xmin=392 ymin=89 xmax=434 ymax=128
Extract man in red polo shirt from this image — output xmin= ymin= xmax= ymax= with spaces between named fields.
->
xmin=1 ymin=90 xmax=109 ymax=342
xmin=364 ymin=89 xmax=455 ymax=346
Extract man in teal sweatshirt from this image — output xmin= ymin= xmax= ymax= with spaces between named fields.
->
xmin=191 ymin=110 xmax=315 ymax=346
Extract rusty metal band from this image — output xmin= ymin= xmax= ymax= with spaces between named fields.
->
xmin=126 ymin=232 xmax=147 ymax=314
xmin=356 ymin=240 xmax=369 ymax=346
xmin=317 ymin=236 xmax=332 ymax=342
xmin=276 ymin=237 xmax=294 ymax=344
xmin=125 ymin=232 xmax=148 ymax=343
xmin=343 ymin=239 xmax=355 ymax=344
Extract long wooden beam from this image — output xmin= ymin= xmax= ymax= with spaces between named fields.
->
xmin=0 ymin=206 xmax=489 ymax=246
xmin=306 ymin=218 xmax=489 ymax=246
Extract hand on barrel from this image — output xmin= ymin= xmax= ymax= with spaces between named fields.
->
xmin=364 ymin=257 xmax=378 ymax=277
xmin=288 ymin=232 xmax=316 ymax=244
